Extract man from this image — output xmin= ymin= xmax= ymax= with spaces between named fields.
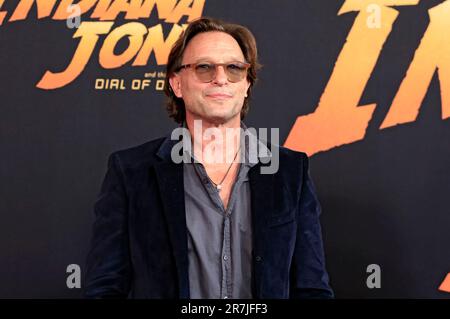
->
xmin=84 ymin=17 xmax=333 ymax=299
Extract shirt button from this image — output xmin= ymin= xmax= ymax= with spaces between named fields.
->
xmin=255 ymin=256 xmax=262 ymax=262
xmin=223 ymin=255 xmax=228 ymax=261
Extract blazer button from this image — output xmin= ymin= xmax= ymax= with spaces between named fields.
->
xmin=255 ymin=256 xmax=262 ymax=262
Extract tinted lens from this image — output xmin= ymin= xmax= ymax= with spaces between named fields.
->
xmin=225 ymin=63 xmax=247 ymax=82
xmin=194 ymin=63 xmax=215 ymax=82
xmin=193 ymin=62 xmax=249 ymax=82
xmin=194 ymin=63 xmax=214 ymax=74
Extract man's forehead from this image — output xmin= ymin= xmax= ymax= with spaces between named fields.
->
xmin=189 ymin=31 xmax=237 ymax=44
xmin=182 ymin=32 xmax=245 ymax=59
xmin=189 ymin=55 xmax=246 ymax=62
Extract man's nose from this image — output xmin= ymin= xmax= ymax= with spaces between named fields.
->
xmin=212 ymin=65 xmax=228 ymax=85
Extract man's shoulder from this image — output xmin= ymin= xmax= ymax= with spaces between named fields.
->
xmin=109 ymin=135 xmax=170 ymax=169
xmin=276 ymin=146 xmax=309 ymax=179
xmin=265 ymin=143 xmax=308 ymax=168
xmin=277 ymin=144 xmax=307 ymax=160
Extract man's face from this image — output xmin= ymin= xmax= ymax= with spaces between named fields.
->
xmin=169 ymin=31 xmax=251 ymax=125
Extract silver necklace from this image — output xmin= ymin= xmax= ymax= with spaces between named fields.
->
xmin=207 ymin=146 xmax=241 ymax=192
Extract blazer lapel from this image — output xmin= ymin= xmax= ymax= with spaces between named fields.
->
xmin=249 ymin=163 xmax=274 ymax=297
xmin=154 ymin=137 xmax=189 ymax=299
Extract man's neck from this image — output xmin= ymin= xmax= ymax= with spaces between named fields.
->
xmin=185 ymin=115 xmax=242 ymax=166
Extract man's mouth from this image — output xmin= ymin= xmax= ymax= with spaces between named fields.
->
xmin=206 ymin=93 xmax=233 ymax=99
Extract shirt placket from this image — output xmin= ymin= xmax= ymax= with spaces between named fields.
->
xmin=221 ymin=215 xmax=232 ymax=299
xmin=193 ymin=161 xmax=249 ymax=300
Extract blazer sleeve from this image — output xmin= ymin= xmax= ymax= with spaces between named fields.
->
xmin=289 ymin=153 xmax=334 ymax=299
xmin=84 ymin=152 xmax=132 ymax=298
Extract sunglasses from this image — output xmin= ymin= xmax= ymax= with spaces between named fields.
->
xmin=176 ymin=61 xmax=251 ymax=83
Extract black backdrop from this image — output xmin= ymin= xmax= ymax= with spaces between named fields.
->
xmin=1 ymin=0 xmax=449 ymax=298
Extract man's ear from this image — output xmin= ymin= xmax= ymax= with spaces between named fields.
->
xmin=245 ymin=81 xmax=251 ymax=97
xmin=169 ymin=74 xmax=182 ymax=98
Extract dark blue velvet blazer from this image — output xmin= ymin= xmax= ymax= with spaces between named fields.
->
xmin=84 ymin=135 xmax=333 ymax=299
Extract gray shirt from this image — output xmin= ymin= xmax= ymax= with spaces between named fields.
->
xmin=183 ymin=124 xmax=258 ymax=299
